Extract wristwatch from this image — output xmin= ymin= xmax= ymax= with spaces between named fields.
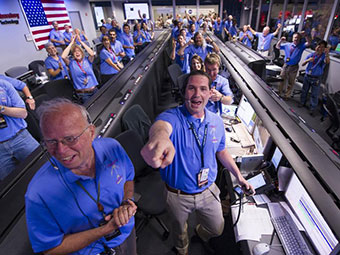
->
xmin=0 ymin=105 xmax=5 ymax=113
xmin=26 ymin=96 xmax=34 ymax=100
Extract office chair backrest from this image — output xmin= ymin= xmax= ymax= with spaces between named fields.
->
xmin=28 ymin=60 xmax=46 ymax=76
xmin=44 ymin=78 xmax=74 ymax=100
xmin=168 ymin=63 xmax=183 ymax=89
xmin=122 ymin=104 xmax=151 ymax=144
xmin=115 ymin=130 xmax=147 ymax=178
xmin=25 ymin=110 xmax=42 ymax=142
xmin=5 ymin=66 xmax=29 ymax=78
xmin=93 ymin=38 xmax=101 ymax=45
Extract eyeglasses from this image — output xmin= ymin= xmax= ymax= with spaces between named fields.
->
xmin=43 ymin=126 xmax=90 ymax=149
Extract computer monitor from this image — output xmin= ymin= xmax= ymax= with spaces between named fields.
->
xmin=123 ymin=3 xmax=150 ymax=20
xmin=271 ymin=146 xmax=283 ymax=170
xmin=335 ymin=43 xmax=340 ymax=53
xmin=253 ymin=120 xmax=271 ymax=154
xmin=236 ymin=95 xmax=256 ymax=134
xmin=285 ymin=173 xmax=339 ymax=254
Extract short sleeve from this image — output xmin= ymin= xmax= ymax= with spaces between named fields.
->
xmin=4 ymin=80 xmax=25 ymax=108
xmin=100 ymin=49 xmax=110 ymax=62
xmin=44 ymin=57 xmax=53 ymax=70
xmin=0 ymin=75 xmax=26 ymax=90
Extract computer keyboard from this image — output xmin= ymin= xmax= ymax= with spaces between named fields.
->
xmin=267 ymin=202 xmax=313 ymax=255
xmin=232 ymin=123 xmax=255 ymax=148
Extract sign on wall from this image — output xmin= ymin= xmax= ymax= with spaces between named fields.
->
xmin=19 ymin=0 xmax=72 ymax=50
xmin=0 ymin=13 xmax=20 ymax=25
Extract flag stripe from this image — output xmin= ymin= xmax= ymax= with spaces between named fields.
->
xmin=20 ymin=0 xmax=71 ymax=50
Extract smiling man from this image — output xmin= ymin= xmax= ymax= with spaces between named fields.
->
xmin=141 ymin=70 xmax=253 ymax=255
xmin=25 ymin=98 xmax=137 ymax=255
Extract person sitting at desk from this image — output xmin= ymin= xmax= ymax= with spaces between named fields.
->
xmin=63 ymin=24 xmax=73 ymax=46
xmin=299 ymin=40 xmax=330 ymax=116
xmin=141 ymin=70 xmax=254 ymax=255
xmin=133 ymin=23 xmax=146 ymax=54
xmin=121 ymin=24 xmax=136 ymax=62
xmin=109 ymin=29 xmax=127 ymax=65
xmin=100 ymin=35 xmax=123 ymax=84
xmin=248 ymin=24 xmax=282 ymax=57
xmin=44 ymin=42 xmax=69 ymax=81
xmin=61 ymin=35 xmax=98 ymax=104
xmin=170 ymin=35 xmax=189 ymax=73
xmin=25 ymin=98 xmax=137 ymax=255
xmin=49 ymin=21 xmax=65 ymax=49
xmin=204 ymin=53 xmax=233 ymax=114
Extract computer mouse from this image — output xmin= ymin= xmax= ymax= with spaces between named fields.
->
xmin=253 ymin=243 xmax=270 ymax=255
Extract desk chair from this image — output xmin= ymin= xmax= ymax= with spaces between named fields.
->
xmin=115 ymin=130 xmax=170 ymax=240
xmin=28 ymin=60 xmax=46 ymax=77
xmin=265 ymin=44 xmax=284 ymax=84
xmin=43 ymin=78 xmax=75 ymax=101
xmin=168 ymin=63 xmax=183 ymax=98
xmin=5 ymin=66 xmax=29 ymax=78
xmin=322 ymin=94 xmax=340 ymax=152
xmin=121 ymin=104 xmax=151 ymax=144
xmin=292 ymin=70 xmax=305 ymax=98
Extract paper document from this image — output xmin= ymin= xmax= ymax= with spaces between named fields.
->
xmin=232 ymin=203 xmax=273 ymax=242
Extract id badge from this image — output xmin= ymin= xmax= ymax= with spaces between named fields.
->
xmin=198 ymin=168 xmax=209 ymax=187
xmin=83 ymin=77 xmax=88 ymax=85
xmin=286 ymin=58 xmax=290 ymax=62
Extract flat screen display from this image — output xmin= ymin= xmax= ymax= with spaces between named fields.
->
xmin=236 ymin=95 xmax=256 ymax=134
xmin=271 ymin=147 xmax=282 ymax=170
xmin=124 ymin=3 xmax=149 ymax=20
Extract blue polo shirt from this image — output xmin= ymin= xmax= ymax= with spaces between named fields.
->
xmin=120 ymin=32 xmax=135 ymax=58
xmin=111 ymin=40 xmax=124 ymax=61
xmin=213 ymin=21 xmax=223 ymax=35
xmin=184 ymin=44 xmax=214 ymax=62
xmin=63 ymin=31 xmax=72 ymax=45
xmin=280 ymin=42 xmax=307 ymax=65
xmin=45 ymin=56 xmax=69 ymax=80
xmin=0 ymin=75 xmax=26 ymax=90
xmin=255 ymin=32 xmax=274 ymax=51
xmin=239 ymin=31 xmax=253 ymax=47
xmin=187 ymin=31 xmax=195 ymax=39
xmin=49 ymin=29 xmax=64 ymax=46
xmin=69 ymin=57 xmax=98 ymax=90
xmin=305 ymin=52 xmax=326 ymax=77
xmin=0 ymin=79 xmax=27 ymax=142
xmin=171 ymin=27 xmax=180 ymax=39
xmin=143 ymin=30 xmax=152 ymax=42
xmin=224 ymin=20 xmax=232 ymax=31
xmin=25 ymin=138 xmax=135 ymax=254
xmin=133 ymin=30 xmax=144 ymax=44
xmin=100 ymin=48 xmax=119 ymax=75
xmin=206 ymin=74 xmax=234 ymax=114
xmin=113 ymin=27 xmax=123 ymax=42
xmin=328 ymin=35 xmax=339 ymax=48
xmin=156 ymin=105 xmax=225 ymax=193
xmin=228 ymin=25 xmax=238 ymax=37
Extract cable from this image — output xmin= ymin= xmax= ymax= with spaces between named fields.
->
xmin=44 ymin=152 xmax=113 ymax=255
xmin=232 ymin=195 xmax=243 ymax=227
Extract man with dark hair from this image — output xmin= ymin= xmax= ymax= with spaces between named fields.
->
xmin=49 ymin=21 xmax=65 ymax=49
xmin=276 ymin=32 xmax=311 ymax=100
xmin=141 ymin=70 xmax=253 ymax=255
xmin=109 ymin=29 xmax=126 ymax=64
xmin=299 ymin=40 xmax=330 ymax=115
xmin=25 ymin=98 xmax=137 ymax=255
xmin=121 ymin=23 xmax=135 ymax=61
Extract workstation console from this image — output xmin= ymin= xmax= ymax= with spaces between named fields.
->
xmin=210 ymin=33 xmax=340 ymax=254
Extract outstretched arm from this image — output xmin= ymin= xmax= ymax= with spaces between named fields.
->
xmin=141 ymin=120 xmax=175 ymax=169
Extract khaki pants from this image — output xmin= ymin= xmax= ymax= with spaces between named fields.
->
xmin=279 ymin=64 xmax=299 ymax=98
xmin=165 ymin=183 xmax=224 ymax=255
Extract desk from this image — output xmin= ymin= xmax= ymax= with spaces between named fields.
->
xmin=226 ymin=171 xmax=286 ymax=255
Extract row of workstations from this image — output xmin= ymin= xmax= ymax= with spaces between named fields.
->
xmin=1 ymin=30 xmax=339 ymax=254
xmin=213 ymin=35 xmax=340 ymax=254
xmin=0 ymin=29 xmax=172 ymax=254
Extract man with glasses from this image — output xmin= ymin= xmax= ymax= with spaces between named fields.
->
xmin=25 ymin=98 xmax=137 ymax=255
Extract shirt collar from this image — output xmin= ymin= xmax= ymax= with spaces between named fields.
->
xmin=180 ymin=105 xmax=211 ymax=125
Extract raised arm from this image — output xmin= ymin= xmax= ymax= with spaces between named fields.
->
xmin=61 ymin=35 xmax=76 ymax=64
xmin=247 ymin=25 xmax=256 ymax=35
xmin=140 ymin=120 xmax=175 ymax=169
xmin=273 ymin=23 xmax=282 ymax=36
xmin=276 ymin=36 xmax=286 ymax=49
xmin=78 ymin=35 xmax=95 ymax=62
xmin=206 ymin=37 xmax=220 ymax=53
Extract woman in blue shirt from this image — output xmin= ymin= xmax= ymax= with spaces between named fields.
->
xmin=62 ymin=35 xmax=98 ymax=104
xmin=100 ymin=35 xmax=123 ymax=84
xmin=44 ymin=42 xmax=69 ymax=81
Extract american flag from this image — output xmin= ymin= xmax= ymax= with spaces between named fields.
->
xmin=19 ymin=0 xmax=72 ymax=50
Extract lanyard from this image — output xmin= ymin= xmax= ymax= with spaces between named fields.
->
xmin=76 ymin=60 xmax=87 ymax=77
xmin=188 ymin=121 xmax=208 ymax=168
xmin=76 ymin=180 xmax=106 ymax=218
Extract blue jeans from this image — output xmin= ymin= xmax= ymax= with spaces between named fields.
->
xmin=300 ymin=75 xmax=321 ymax=110
xmin=0 ymin=129 xmax=39 ymax=180
xmin=77 ymin=87 xmax=98 ymax=104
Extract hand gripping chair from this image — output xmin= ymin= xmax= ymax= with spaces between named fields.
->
xmin=114 ymin=130 xmax=170 ymax=240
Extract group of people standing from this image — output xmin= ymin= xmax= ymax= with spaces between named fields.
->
xmin=45 ymin=19 xmax=154 ymax=104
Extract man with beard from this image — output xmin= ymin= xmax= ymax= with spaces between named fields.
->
xmin=141 ymin=70 xmax=254 ymax=255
